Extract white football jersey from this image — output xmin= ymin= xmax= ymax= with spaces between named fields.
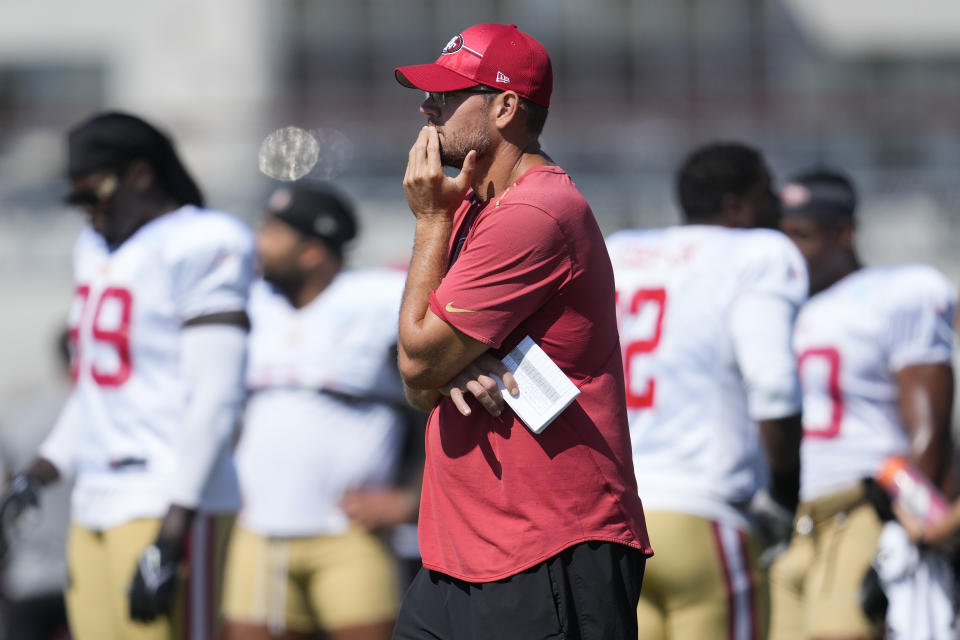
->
xmin=40 ymin=206 xmax=255 ymax=530
xmin=794 ymin=265 xmax=956 ymax=501
xmin=237 ymin=269 xmax=408 ymax=537
xmin=607 ymin=226 xmax=807 ymax=529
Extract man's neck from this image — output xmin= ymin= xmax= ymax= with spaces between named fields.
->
xmin=289 ymin=267 xmax=339 ymax=309
xmin=818 ymin=253 xmax=862 ymax=295
xmin=108 ymin=199 xmax=181 ymax=249
xmin=471 ymin=142 xmax=550 ymax=202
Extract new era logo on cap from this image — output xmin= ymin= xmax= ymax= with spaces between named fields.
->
xmin=394 ymin=23 xmax=553 ymax=108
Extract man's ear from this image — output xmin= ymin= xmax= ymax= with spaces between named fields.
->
xmin=493 ymin=91 xmax=522 ymax=131
xmin=719 ymin=193 xmax=751 ymax=228
xmin=838 ymin=222 xmax=855 ymax=250
xmin=125 ymin=159 xmax=155 ymax=192
xmin=298 ymin=238 xmax=332 ymax=271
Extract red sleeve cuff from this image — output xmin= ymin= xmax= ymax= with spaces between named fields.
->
xmin=428 ymin=290 xmax=498 ymax=347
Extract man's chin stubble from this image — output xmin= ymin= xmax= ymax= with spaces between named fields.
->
xmin=439 ymin=142 xmax=467 ymax=169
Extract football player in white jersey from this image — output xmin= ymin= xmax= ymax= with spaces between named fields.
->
xmin=608 ymin=142 xmax=807 ymax=640
xmin=770 ymin=169 xmax=956 ymax=640
xmin=0 ymin=112 xmax=255 ymax=640
xmin=221 ymin=183 xmax=413 ymax=640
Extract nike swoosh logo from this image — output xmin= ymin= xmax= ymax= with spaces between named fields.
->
xmin=445 ymin=302 xmax=478 ymax=313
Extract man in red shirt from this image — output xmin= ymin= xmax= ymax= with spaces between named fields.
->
xmin=393 ymin=23 xmax=652 ymax=639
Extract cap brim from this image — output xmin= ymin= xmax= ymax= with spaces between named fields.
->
xmin=395 ymin=64 xmax=479 ymax=92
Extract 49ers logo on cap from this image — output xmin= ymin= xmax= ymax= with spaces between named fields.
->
xmin=781 ymin=183 xmax=811 ymax=208
xmin=442 ymin=34 xmax=463 ymax=55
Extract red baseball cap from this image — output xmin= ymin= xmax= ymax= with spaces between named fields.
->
xmin=395 ymin=23 xmax=553 ymax=108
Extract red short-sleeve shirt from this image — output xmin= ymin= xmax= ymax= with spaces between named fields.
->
xmin=421 ymin=165 xmax=652 ymax=582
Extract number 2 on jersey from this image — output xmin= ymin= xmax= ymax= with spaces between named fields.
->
xmin=69 ymin=284 xmax=133 ymax=387
xmin=619 ymin=287 xmax=667 ymax=408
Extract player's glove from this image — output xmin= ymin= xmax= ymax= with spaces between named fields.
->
xmin=0 ymin=474 xmax=41 ymax=520
xmin=748 ymin=489 xmax=795 ymax=567
xmin=0 ymin=473 xmax=42 ymax=562
xmin=128 ymin=540 xmax=183 ymax=622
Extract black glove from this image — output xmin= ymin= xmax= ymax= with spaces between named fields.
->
xmin=859 ymin=565 xmax=889 ymax=625
xmin=0 ymin=474 xmax=41 ymax=518
xmin=863 ymin=478 xmax=895 ymax=522
xmin=128 ymin=540 xmax=183 ymax=622
xmin=0 ymin=474 xmax=42 ymax=561
xmin=748 ymin=489 xmax=795 ymax=567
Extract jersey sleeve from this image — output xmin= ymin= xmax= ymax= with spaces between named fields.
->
xmin=728 ymin=233 xmax=808 ymax=420
xmin=330 ymin=271 xmax=407 ymax=398
xmin=168 ymin=323 xmax=247 ymax=508
xmin=171 ymin=218 xmax=256 ymax=322
xmin=886 ymin=267 xmax=957 ymax=371
xmin=729 ymin=295 xmax=803 ymax=420
xmin=428 ymin=204 xmax=571 ymax=348
xmin=737 ymin=231 xmax=808 ymax=307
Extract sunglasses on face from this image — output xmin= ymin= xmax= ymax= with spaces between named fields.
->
xmin=424 ymin=86 xmax=501 ymax=107
xmin=65 ymin=174 xmax=119 ymax=208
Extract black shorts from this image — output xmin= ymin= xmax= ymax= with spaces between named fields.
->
xmin=3 ymin=592 xmax=69 ymax=640
xmin=393 ymin=540 xmax=646 ymax=640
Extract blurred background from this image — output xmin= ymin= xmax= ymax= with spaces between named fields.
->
xmin=2 ymin=0 xmax=960 ymax=404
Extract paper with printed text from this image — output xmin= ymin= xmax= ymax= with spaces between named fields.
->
xmin=497 ymin=336 xmax=580 ymax=434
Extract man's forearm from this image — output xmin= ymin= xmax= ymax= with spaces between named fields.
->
xmin=759 ymin=414 xmax=802 ymax=511
xmin=911 ymin=430 xmax=952 ymax=491
xmin=399 ymin=219 xmax=451 ymax=348
xmin=898 ymin=363 xmax=954 ymax=489
xmin=398 ymin=218 xmax=452 ymax=384
xmin=157 ymin=504 xmax=195 ymax=545
xmin=405 ymin=383 xmax=440 ymax=412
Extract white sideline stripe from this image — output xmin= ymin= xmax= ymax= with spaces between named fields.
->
xmin=716 ymin=522 xmax=753 ymax=640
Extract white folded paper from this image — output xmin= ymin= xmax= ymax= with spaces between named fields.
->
xmin=497 ymin=336 xmax=580 ymax=434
